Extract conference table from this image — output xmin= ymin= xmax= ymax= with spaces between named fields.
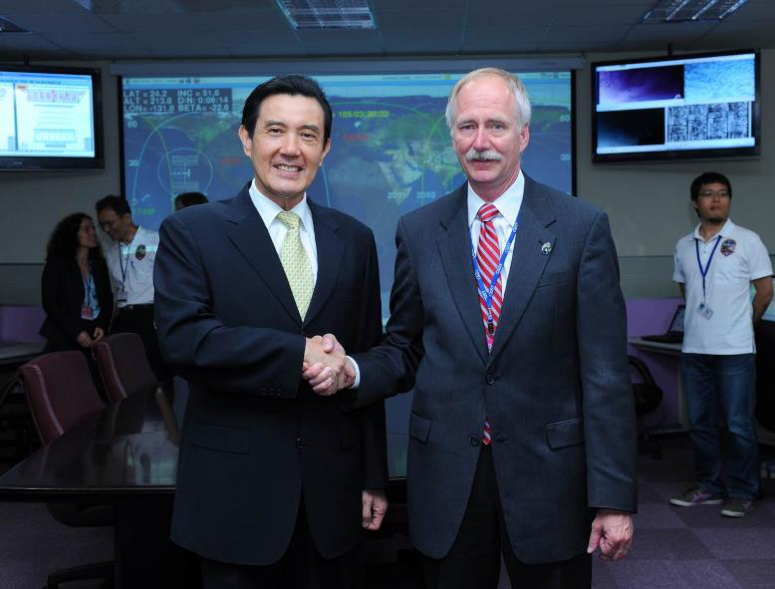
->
xmin=0 ymin=385 xmax=408 ymax=588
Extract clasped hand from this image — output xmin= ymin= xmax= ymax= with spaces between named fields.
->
xmin=302 ymin=334 xmax=355 ymax=396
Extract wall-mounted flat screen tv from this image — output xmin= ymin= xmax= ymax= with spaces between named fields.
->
xmin=592 ymin=50 xmax=759 ymax=163
xmin=0 ymin=66 xmax=103 ymax=171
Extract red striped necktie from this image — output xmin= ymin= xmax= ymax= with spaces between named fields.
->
xmin=476 ymin=202 xmax=502 ymax=445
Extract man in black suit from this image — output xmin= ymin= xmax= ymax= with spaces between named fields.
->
xmin=154 ymin=75 xmax=388 ymax=589
xmin=307 ymin=68 xmax=637 ymax=588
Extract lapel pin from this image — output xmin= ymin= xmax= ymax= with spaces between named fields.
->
xmin=541 ymin=242 xmax=553 ymax=255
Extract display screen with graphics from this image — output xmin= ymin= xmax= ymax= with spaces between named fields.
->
xmin=121 ymin=71 xmax=573 ymax=315
xmin=592 ymin=51 xmax=759 ymax=162
xmin=0 ymin=67 xmax=102 ymax=170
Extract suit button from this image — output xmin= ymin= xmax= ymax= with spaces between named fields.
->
xmin=485 ymin=374 xmax=495 ymax=385
xmin=295 ymin=438 xmax=302 ymax=448
xmin=470 ymin=437 xmax=480 ymax=446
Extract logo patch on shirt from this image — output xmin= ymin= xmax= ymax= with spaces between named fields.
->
xmin=135 ymin=244 xmax=147 ymax=260
xmin=720 ymin=238 xmax=736 ymax=256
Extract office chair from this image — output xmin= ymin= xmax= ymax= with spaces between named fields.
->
xmin=629 ymin=355 xmax=665 ymax=460
xmin=93 ymin=333 xmax=158 ymax=403
xmin=19 ymin=351 xmax=114 ymax=589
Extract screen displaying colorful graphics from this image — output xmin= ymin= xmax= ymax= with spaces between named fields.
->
xmin=121 ymin=71 xmax=573 ymax=316
xmin=593 ymin=51 xmax=759 ymax=162
xmin=0 ymin=70 xmax=96 ymax=158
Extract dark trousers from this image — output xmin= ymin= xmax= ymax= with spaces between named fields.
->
xmin=111 ymin=305 xmax=166 ymax=380
xmin=422 ymin=446 xmax=592 ymax=589
xmin=200 ymin=501 xmax=363 ymax=589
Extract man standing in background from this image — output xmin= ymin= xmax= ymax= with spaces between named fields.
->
xmin=96 ymin=194 xmax=164 ymax=379
xmin=671 ymin=172 xmax=773 ymax=517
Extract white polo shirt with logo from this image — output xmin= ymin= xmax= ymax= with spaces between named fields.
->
xmin=673 ymin=219 xmax=772 ymax=355
xmin=105 ymin=225 xmax=159 ymax=307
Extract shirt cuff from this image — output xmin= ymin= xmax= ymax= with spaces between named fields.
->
xmin=347 ymin=356 xmax=361 ymax=389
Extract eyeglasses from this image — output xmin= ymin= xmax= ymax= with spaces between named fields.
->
xmin=698 ymin=189 xmax=730 ymax=198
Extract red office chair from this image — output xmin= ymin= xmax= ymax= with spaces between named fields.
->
xmin=93 ymin=333 xmax=158 ymax=403
xmin=19 ymin=351 xmax=114 ymax=588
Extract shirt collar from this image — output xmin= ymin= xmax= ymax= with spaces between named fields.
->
xmin=249 ymin=179 xmax=313 ymax=232
xmin=467 ymin=171 xmax=524 ymax=228
xmin=693 ymin=218 xmax=734 ymax=242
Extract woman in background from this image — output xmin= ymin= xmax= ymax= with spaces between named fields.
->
xmin=39 ymin=213 xmax=113 ymax=356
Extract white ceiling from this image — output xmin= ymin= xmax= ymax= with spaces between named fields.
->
xmin=0 ymin=0 xmax=773 ymax=61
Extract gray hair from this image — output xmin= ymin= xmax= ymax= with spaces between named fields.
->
xmin=445 ymin=68 xmax=532 ymax=132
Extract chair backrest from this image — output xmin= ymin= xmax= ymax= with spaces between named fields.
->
xmin=19 ymin=351 xmax=105 ymax=445
xmin=92 ymin=333 xmax=158 ymax=403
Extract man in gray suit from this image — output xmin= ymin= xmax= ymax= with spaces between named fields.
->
xmin=306 ymin=68 xmax=637 ymax=588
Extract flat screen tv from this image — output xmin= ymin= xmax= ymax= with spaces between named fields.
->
xmin=0 ymin=65 xmax=103 ymax=171
xmin=592 ymin=50 xmax=759 ymax=163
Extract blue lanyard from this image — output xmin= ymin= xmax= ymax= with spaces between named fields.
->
xmin=695 ymin=235 xmax=722 ymax=300
xmin=469 ymin=212 xmax=520 ymax=334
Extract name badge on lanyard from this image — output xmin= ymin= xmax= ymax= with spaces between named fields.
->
xmin=695 ymin=235 xmax=721 ymax=321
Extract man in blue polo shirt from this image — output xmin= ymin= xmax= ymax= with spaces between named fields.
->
xmin=671 ymin=171 xmax=773 ymax=517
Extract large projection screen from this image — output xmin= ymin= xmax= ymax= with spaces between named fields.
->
xmin=120 ymin=69 xmax=574 ymax=316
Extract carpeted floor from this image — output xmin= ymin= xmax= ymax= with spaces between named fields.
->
xmin=1 ymin=435 xmax=774 ymax=588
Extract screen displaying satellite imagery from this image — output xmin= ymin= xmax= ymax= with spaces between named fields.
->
xmin=122 ymin=72 xmax=572 ymax=314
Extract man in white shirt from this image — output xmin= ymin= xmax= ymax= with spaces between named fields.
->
xmin=95 ymin=195 xmax=164 ymax=378
xmin=671 ymin=172 xmax=773 ymax=517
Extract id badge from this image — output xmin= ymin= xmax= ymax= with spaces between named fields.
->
xmin=698 ymin=302 xmax=714 ymax=320
xmin=81 ymin=305 xmax=94 ymax=320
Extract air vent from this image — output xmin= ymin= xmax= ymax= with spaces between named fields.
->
xmin=643 ymin=0 xmax=749 ymax=22
xmin=275 ymin=0 xmax=376 ymax=29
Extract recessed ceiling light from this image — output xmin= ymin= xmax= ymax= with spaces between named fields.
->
xmin=643 ymin=0 xmax=749 ymax=22
xmin=275 ymin=0 xmax=376 ymax=30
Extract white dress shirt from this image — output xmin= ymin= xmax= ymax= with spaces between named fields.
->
xmin=466 ymin=171 xmax=525 ymax=293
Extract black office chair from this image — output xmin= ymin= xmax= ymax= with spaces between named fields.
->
xmin=19 ymin=351 xmax=114 ymax=589
xmin=629 ymin=355 xmax=665 ymax=460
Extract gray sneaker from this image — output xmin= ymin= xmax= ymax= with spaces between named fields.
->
xmin=720 ymin=497 xmax=753 ymax=518
xmin=670 ymin=487 xmax=725 ymax=507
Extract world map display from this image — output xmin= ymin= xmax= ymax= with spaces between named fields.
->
xmin=122 ymin=73 xmax=572 ymax=314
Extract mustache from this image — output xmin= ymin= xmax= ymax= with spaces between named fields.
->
xmin=465 ymin=148 xmax=502 ymax=162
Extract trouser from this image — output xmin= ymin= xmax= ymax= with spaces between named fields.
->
xmin=682 ymin=353 xmax=759 ymax=500
xmin=421 ymin=446 xmax=592 ymax=589
xmin=200 ymin=500 xmax=363 ymax=589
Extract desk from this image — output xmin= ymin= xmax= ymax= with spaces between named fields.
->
xmin=0 ymin=386 xmax=198 ymax=588
xmin=0 ymin=386 xmax=408 ymax=587
xmin=628 ymin=337 xmax=688 ymax=433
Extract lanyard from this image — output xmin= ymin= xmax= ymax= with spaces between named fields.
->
xmin=695 ymin=235 xmax=722 ymax=300
xmin=118 ymin=241 xmax=131 ymax=287
xmin=82 ymin=259 xmax=95 ymax=307
xmin=469 ymin=212 xmax=520 ymax=334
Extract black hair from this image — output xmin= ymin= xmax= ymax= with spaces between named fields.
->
xmin=45 ymin=213 xmax=104 ymax=261
xmin=174 ymin=191 xmax=209 ymax=209
xmin=690 ymin=172 xmax=733 ymax=201
xmin=95 ymin=194 xmax=132 ymax=216
xmin=240 ymin=74 xmax=332 ymax=144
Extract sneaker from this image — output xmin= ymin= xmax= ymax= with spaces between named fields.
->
xmin=669 ymin=487 xmax=725 ymax=507
xmin=720 ymin=497 xmax=753 ymax=518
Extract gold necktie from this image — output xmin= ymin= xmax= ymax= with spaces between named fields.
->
xmin=276 ymin=211 xmax=314 ymax=320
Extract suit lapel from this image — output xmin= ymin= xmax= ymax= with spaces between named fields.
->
xmin=225 ymin=184 xmax=302 ymax=325
xmin=303 ymin=201 xmax=344 ymax=326
xmin=437 ymin=186 xmax=489 ymax=365
xmin=488 ymin=176 xmax=556 ymax=365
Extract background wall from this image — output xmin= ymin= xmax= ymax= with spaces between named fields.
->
xmin=1 ymin=52 xmax=772 ymax=306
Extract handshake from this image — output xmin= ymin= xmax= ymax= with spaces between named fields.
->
xmin=302 ymin=334 xmax=355 ymax=396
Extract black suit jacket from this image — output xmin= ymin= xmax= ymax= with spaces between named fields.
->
xmin=39 ymin=255 xmax=113 ymax=349
xmin=354 ymin=176 xmax=637 ymax=564
xmin=154 ymin=183 xmax=387 ymax=565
